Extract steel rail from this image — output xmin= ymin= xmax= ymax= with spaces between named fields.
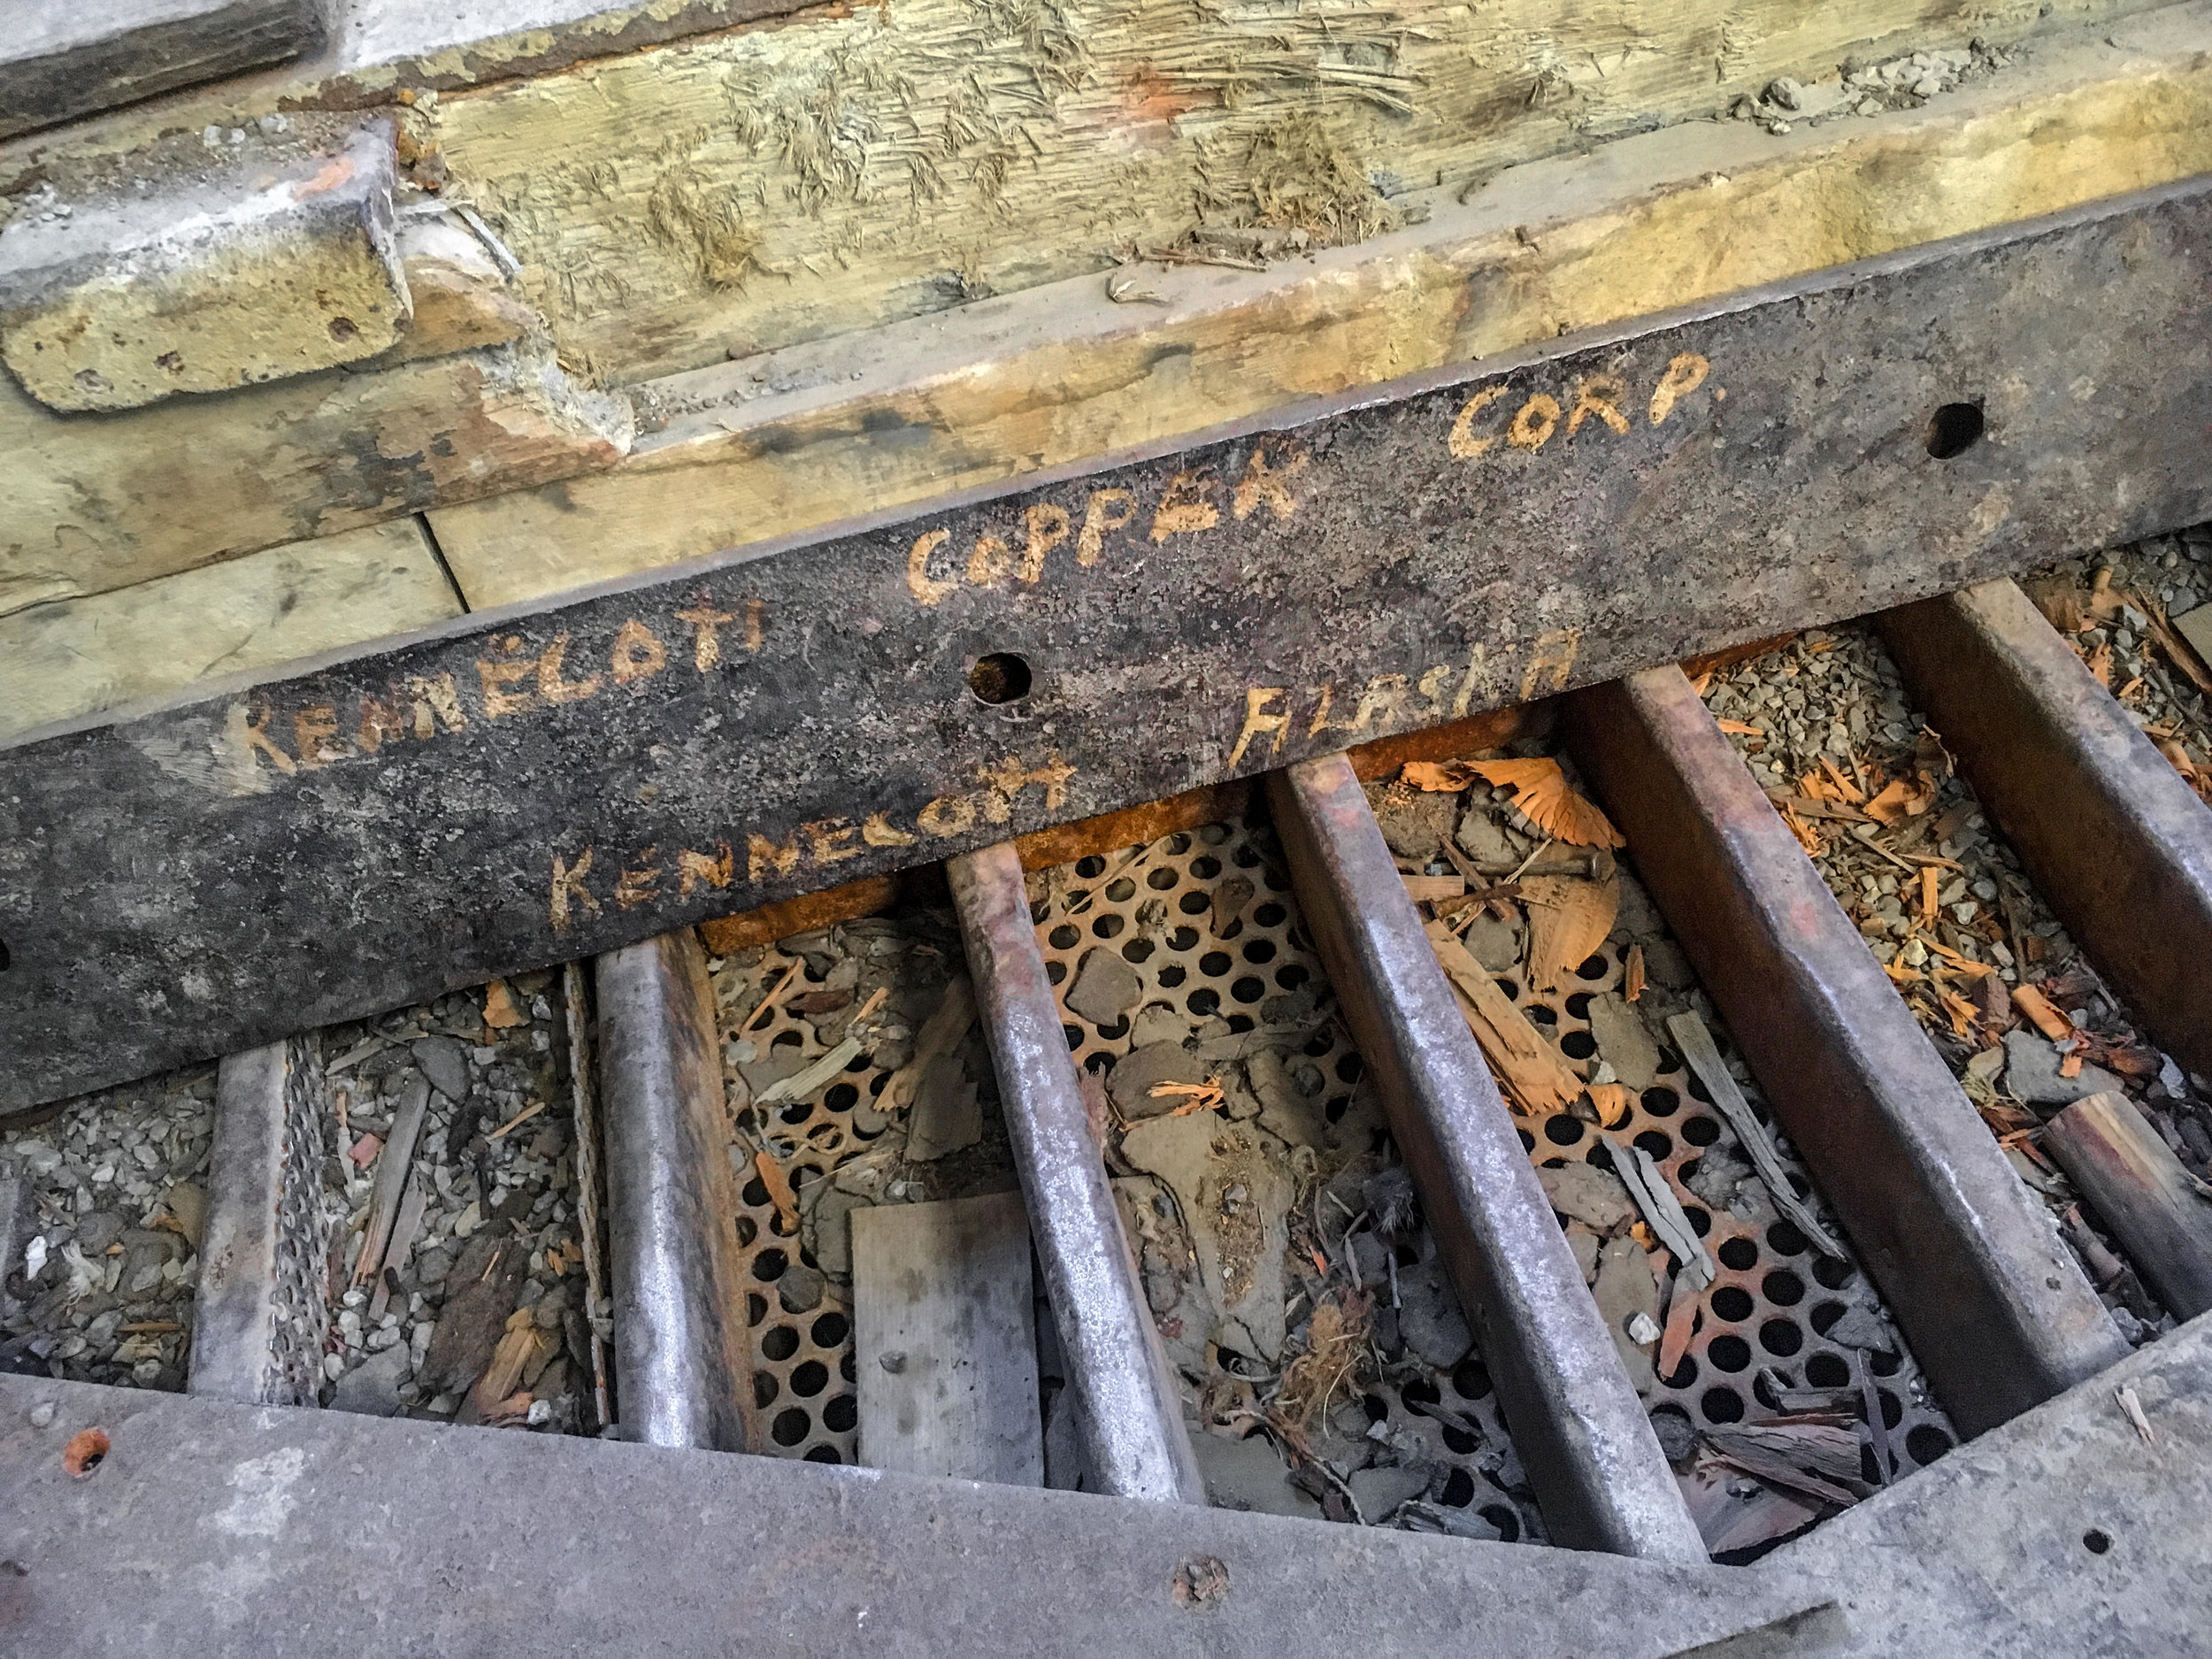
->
xmin=595 ymin=927 xmax=756 ymax=1451
xmin=1268 ymin=754 xmax=1708 ymax=1562
xmin=948 ymin=843 xmax=1206 ymax=1503
xmin=1567 ymin=666 xmax=2127 ymax=1434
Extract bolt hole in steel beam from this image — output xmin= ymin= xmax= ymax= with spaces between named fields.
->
xmin=1925 ymin=402 xmax=1986 ymax=460
xmin=1267 ymin=755 xmax=1706 ymax=1563
xmin=969 ymin=652 xmax=1033 ymax=705
xmin=1565 ymin=667 xmax=2125 ymax=1436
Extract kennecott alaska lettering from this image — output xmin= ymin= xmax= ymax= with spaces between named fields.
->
xmin=542 ymin=750 xmax=1079 ymax=932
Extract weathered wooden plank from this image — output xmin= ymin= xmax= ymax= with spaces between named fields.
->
xmin=0 ymin=343 xmax=628 ymax=620
xmin=425 ymin=12 xmax=2212 ymax=606
xmin=431 ymin=0 xmax=2169 ymax=385
xmin=0 ymin=518 xmax=459 ymax=741
xmin=854 ymin=1191 xmax=1042 ymax=1486
xmin=2044 ymin=1092 xmax=2212 ymax=1319
xmin=4 ymin=178 xmax=2211 ymax=1108
xmin=8 ymin=12 xmax=2202 ymax=626
xmin=0 ymin=121 xmax=408 ymax=412
xmin=0 ymin=0 xmax=324 ymax=141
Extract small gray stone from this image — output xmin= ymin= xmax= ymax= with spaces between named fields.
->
xmin=1348 ymin=1463 xmax=1431 ymax=1519
xmin=1129 ymin=1002 xmax=1193 ymax=1049
xmin=1193 ymin=1430 xmax=1321 ymax=1517
xmin=2001 ymin=1028 xmax=2125 ymax=1107
xmin=412 ymin=1035 xmax=472 ymax=1103
xmin=809 ymin=1188 xmax=870 ymax=1279
xmin=1065 ymin=947 xmax=1144 ymax=1025
xmin=1586 ymin=993 xmax=1662 ymax=1092
xmin=1823 ymin=1302 xmax=1896 ymax=1355
xmin=415 ymin=1244 xmax=454 ymax=1287
xmin=1648 ymin=1407 xmax=1697 ymax=1463
xmin=74 ymin=1210 xmax=126 ymax=1255
xmin=777 ymin=1263 xmax=827 ymax=1314
xmin=330 ymin=1343 xmax=410 ymax=1417
xmin=1395 ymin=1260 xmax=1471 ymax=1370
xmin=1106 ymin=1042 xmax=1210 ymax=1119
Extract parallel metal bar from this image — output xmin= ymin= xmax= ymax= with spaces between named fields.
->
xmin=946 ymin=842 xmax=1205 ymax=1504
xmin=2045 ymin=1091 xmax=2212 ymax=1319
xmin=1567 ymin=667 xmax=2126 ymax=1435
xmin=1879 ymin=578 xmax=2212 ymax=1079
xmin=15 ymin=180 xmax=2212 ymax=1113
xmin=595 ymin=928 xmax=755 ymax=1452
xmin=188 ymin=1036 xmax=330 ymax=1406
xmin=1267 ymin=755 xmax=1706 ymax=1563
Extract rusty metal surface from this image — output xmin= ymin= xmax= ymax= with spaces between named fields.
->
xmin=1879 ymin=578 xmax=2212 ymax=1080
xmin=946 ymin=842 xmax=1205 ymax=1504
xmin=11 ymin=180 xmax=2212 ymax=1110
xmin=1266 ymin=755 xmax=1707 ymax=1563
xmin=595 ymin=927 xmax=754 ymax=1451
xmin=1567 ymin=667 xmax=2127 ymax=1436
xmin=2045 ymin=1092 xmax=2212 ymax=1321
xmin=186 ymin=1036 xmax=330 ymax=1407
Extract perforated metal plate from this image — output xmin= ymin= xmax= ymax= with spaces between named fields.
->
xmin=1035 ymin=818 xmax=1551 ymax=1540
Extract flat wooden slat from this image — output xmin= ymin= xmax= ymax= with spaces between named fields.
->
xmin=853 ymin=1190 xmax=1043 ymax=1486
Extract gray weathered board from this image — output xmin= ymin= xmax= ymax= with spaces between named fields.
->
xmin=0 ymin=0 xmax=326 ymax=141
xmin=7 ymin=179 xmax=2212 ymax=1110
xmin=854 ymin=1189 xmax=1042 ymax=1486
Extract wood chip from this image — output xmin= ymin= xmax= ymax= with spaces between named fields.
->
xmin=1464 ymin=758 xmax=1624 ymax=849
xmin=1400 ymin=760 xmax=1478 ymax=792
xmin=748 ymin=956 xmax=807 ymax=1030
xmin=1400 ymin=873 xmax=1466 ymax=902
xmin=755 ymin=1150 xmax=799 ymax=1231
xmin=879 ymin=976 xmax=975 ymax=1114
xmin=1667 ymin=1012 xmax=1847 ymax=1259
xmin=353 ymin=1079 xmax=429 ymax=1287
xmin=756 ymin=1032 xmax=868 ymax=1109
xmin=1657 ymin=1267 xmax=1701 ymax=1379
xmin=1716 ymin=718 xmax=1767 ymax=736
xmin=1521 ymin=872 xmax=1620 ymax=994
xmin=481 ymin=977 xmax=527 ymax=1029
xmin=2011 ymin=983 xmax=2074 ymax=1041
xmin=1624 ymin=944 xmax=1647 ymax=1003
xmin=1919 ymin=865 xmax=1939 ymax=926
xmin=2116 ymin=1383 xmax=2156 ymax=1445
xmin=1609 ymin=1139 xmax=1714 ymax=1290
xmin=1425 ymin=923 xmax=1584 ymax=1116
xmin=1146 ymin=1079 xmax=1226 ymax=1118
xmin=488 ymin=1098 xmax=548 ymax=1140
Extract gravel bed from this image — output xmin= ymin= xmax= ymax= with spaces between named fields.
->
xmin=318 ymin=972 xmax=595 ymax=1432
xmin=2019 ymin=523 xmax=2212 ymax=795
xmin=1702 ymin=625 xmax=2201 ymax=1341
xmin=0 ymin=1067 xmax=214 ymax=1390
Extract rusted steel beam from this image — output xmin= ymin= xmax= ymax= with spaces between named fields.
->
xmin=2044 ymin=1091 xmax=2212 ymax=1319
xmin=1267 ymin=754 xmax=1706 ymax=1563
xmin=1567 ymin=667 xmax=2126 ymax=1436
xmin=12 ymin=180 xmax=2212 ymax=1110
xmin=1878 ymin=578 xmax=2212 ymax=1079
xmin=595 ymin=928 xmax=755 ymax=1451
xmin=188 ymin=1036 xmax=331 ymax=1406
xmin=946 ymin=843 xmax=1204 ymax=1504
